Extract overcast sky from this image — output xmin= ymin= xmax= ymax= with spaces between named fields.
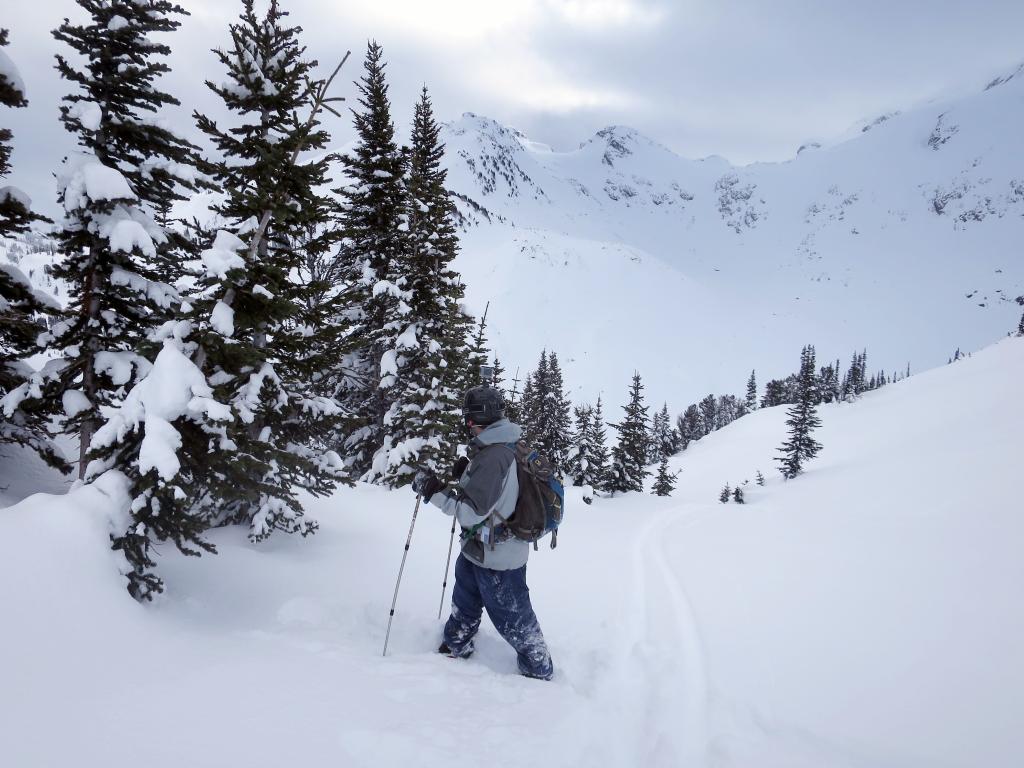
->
xmin=4 ymin=0 xmax=1024 ymax=217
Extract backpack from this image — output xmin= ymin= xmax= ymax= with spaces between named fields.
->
xmin=500 ymin=441 xmax=565 ymax=549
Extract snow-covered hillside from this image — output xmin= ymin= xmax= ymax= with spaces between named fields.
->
xmin=6 ymin=66 xmax=1021 ymax=412
xmin=444 ymin=67 xmax=1024 ymax=408
xmin=3 ymin=336 xmax=1020 ymax=767
xmin=0 ymin=232 xmax=69 ymax=309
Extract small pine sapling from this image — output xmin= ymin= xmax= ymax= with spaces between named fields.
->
xmin=652 ymin=455 xmax=678 ymax=497
xmin=756 ymin=470 xmax=766 ymax=486
xmin=719 ymin=483 xmax=731 ymax=503
xmin=733 ymin=486 xmax=745 ymax=504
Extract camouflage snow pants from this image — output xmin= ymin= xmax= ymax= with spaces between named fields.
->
xmin=443 ymin=553 xmax=554 ymax=680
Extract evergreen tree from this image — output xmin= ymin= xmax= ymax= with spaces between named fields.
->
xmin=185 ymin=0 xmax=347 ymax=538
xmin=733 ymin=486 xmax=744 ymax=503
xmin=504 ymin=366 xmax=523 ymax=424
xmin=333 ymin=40 xmax=409 ymax=476
xmin=0 ymin=29 xmax=45 ymax=236
xmin=776 ymin=345 xmax=824 ymax=479
xmin=366 ymin=86 xmax=466 ymax=485
xmin=608 ymin=372 xmax=650 ymax=493
xmin=755 ymin=470 xmax=765 ymax=486
xmin=818 ymin=362 xmax=839 ymax=404
xmin=716 ymin=394 xmax=742 ymax=429
xmin=676 ymin=404 xmax=701 ymax=449
xmin=518 ymin=369 xmax=537 ymax=440
xmin=531 ymin=350 xmax=571 ymax=471
xmin=719 ymin=483 xmax=731 ymax=503
xmin=89 ymin=2 xmax=352 ymax=599
xmin=460 ymin=302 xmax=490 ymax=390
xmin=48 ymin=0 xmax=201 ymax=478
xmin=585 ymin=395 xmax=611 ymax=491
xmin=647 ymin=402 xmax=675 ymax=463
xmin=565 ymin=403 xmax=592 ymax=486
xmin=745 ymin=369 xmax=758 ymax=412
xmin=762 ymin=374 xmax=798 ymax=407
xmin=652 ymin=455 xmax=678 ymax=496
xmin=698 ymin=394 xmax=717 ymax=436
xmin=842 ymin=349 xmax=868 ymax=399
xmin=491 ymin=355 xmax=505 ymax=392
xmin=1015 ymin=296 xmax=1023 ymax=336
xmin=0 ymin=28 xmax=65 ymax=471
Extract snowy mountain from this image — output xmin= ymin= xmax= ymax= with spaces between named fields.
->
xmin=3 ymin=335 xmax=1020 ymax=767
xmin=4 ymin=65 xmax=1021 ymax=413
xmin=443 ymin=66 xmax=1024 ymax=409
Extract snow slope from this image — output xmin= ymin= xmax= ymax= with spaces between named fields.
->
xmin=444 ymin=68 xmax=1024 ymax=408
xmin=6 ymin=66 xmax=1022 ymax=411
xmin=2 ymin=336 xmax=1020 ymax=768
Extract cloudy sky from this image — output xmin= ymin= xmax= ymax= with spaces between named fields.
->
xmin=4 ymin=0 xmax=1023 ymax=216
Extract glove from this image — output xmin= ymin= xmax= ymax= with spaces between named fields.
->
xmin=412 ymin=470 xmax=444 ymax=499
xmin=450 ymin=456 xmax=469 ymax=482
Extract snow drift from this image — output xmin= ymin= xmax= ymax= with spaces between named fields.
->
xmin=2 ymin=336 xmax=1021 ymax=767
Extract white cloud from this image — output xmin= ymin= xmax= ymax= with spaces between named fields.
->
xmin=549 ymin=0 xmax=668 ymax=30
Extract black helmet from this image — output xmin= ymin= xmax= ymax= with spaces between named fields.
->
xmin=463 ymin=385 xmax=505 ymax=426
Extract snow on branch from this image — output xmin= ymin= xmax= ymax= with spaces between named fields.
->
xmin=90 ymin=342 xmax=233 ymax=482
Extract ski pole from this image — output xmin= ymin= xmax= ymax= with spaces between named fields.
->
xmin=437 ymin=516 xmax=458 ymax=620
xmin=383 ymin=494 xmax=422 ymax=657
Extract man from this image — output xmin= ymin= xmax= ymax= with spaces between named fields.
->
xmin=412 ymin=385 xmax=554 ymax=681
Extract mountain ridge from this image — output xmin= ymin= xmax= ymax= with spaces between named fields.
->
xmin=440 ymin=68 xmax=1023 ymax=409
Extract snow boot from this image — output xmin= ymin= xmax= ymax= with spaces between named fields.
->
xmin=437 ymin=640 xmax=474 ymax=659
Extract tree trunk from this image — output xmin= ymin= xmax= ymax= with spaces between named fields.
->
xmin=78 ymin=253 xmax=101 ymax=479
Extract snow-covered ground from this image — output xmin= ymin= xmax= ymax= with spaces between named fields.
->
xmin=2 ymin=336 xmax=1021 ymax=768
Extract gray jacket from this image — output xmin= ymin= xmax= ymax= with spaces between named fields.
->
xmin=428 ymin=419 xmax=529 ymax=570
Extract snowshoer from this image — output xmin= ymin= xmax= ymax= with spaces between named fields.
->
xmin=412 ymin=385 xmax=554 ymax=681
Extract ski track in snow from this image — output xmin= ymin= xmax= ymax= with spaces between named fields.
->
xmin=2 ymin=339 xmax=1022 ymax=767
xmin=607 ymin=506 xmax=710 ymax=766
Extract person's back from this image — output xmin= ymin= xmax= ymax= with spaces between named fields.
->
xmin=412 ymin=387 xmax=554 ymax=680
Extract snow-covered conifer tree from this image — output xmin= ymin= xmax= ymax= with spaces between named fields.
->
xmin=333 ymin=41 xmax=411 ymax=477
xmin=585 ymin=395 xmax=611 ymax=490
xmin=818 ymin=362 xmax=839 ymax=403
xmin=676 ymin=404 xmax=700 ymax=450
xmin=762 ymin=377 xmax=796 ymax=408
xmin=189 ymin=0 xmax=347 ymax=538
xmin=491 ymin=356 xmax=505 ymax=392
xmin=539 ymin=351 xmax=572 ymax=470
xmin=648 ymin=403 xmax=676 ymax=463
xmin=48 ymin=0 xmax=201 ymax=478
xmin=0 ymin=29 xmax=45 ymax=236
xmin=719 ymin=483 xmax=731 ymax=503
xmin=745 ymin=369 xmax=758 ymax=412
xmin=367 ymin=86 xmax=467 ymax=485
xmin=520 ymin=350 xmax=570 ymax=469
xmin=715 ymin=394 xmax=742 ymax=429
xmin=609 ymin=372 xmax=650 ymax=493
xmin=698 ymin=394 xmax=717 ymax=437
xmin=503 ymin=365 xmax=524 ymax=424
xmin=0 ymin=28 xmax=65 ymax=471
xmin=776 ymin=345 xmax=823 ymax=479
xmin=519 ymin=349 xmax=547 ymax=443
xmin=565 ymin=403 xmax=592 ymax=486
xmin=458 ymin=304 xmax=490 ymax=392
xmin=652 ymin=455 xmax=677 ymax=497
